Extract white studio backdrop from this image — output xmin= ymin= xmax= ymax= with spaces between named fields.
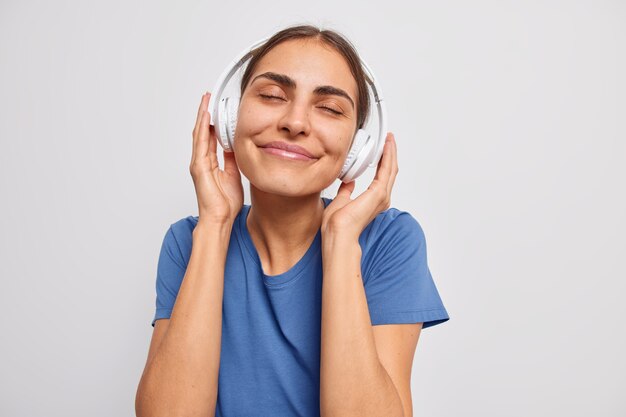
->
xmin=0 ymin=0 xmax=624 ymax=416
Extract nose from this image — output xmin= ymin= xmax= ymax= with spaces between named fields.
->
xmin=277 ymin=98 xmax=311 ymax=137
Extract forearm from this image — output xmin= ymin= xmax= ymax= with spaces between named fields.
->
xmin=136 ymin=222 xmax=231 ymax=417
xmin=319 ymin=233 xmax=404 ymax=417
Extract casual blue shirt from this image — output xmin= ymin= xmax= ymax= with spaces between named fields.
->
xmin=152 ymin=197 xmax=449 ymax=416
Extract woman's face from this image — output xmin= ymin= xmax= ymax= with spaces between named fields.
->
xmin=233 ymin=38 xmax=359 ymax=197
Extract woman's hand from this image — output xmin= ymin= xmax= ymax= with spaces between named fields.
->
xmin=321 ymin=132 xmax=398 ymax=241
xmin=190 ymin=92 xmax=244 ymax=227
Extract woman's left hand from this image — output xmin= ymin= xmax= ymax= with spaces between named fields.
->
xmin=321 ymin=132 xmax=398 ymax=241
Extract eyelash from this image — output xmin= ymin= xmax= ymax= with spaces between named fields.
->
xmin=258 ymin=94 xmax=343 ymax=116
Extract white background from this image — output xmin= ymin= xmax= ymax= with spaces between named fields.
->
xmin=1 ymin=0 xmax=624 ymax=415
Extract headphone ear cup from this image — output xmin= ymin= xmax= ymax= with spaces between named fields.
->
xmin=225 ymin=97 xmax=239 ymax=150
xmin=216 ymin=97 xmax=231 ymax=151
xmin=217 ymin=96 xmax=239 ymax=152
xmin=339 ymin=129 xmax=370 ymax=182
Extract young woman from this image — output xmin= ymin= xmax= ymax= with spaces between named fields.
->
xmin=136 ymin=24 xmax=449 ymax=417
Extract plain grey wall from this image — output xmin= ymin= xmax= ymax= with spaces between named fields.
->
xmin=1 ymin=0 xmax=624 ymax=415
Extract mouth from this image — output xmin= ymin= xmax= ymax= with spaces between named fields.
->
xmin=259 ymin=141 xmax=319 ymax=161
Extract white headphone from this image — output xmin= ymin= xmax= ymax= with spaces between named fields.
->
xmin=207 ymin=36 xmax=388 ymax=183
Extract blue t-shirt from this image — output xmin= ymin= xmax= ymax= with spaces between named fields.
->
xmin=152 ymin=197 xmax=449 ymax=416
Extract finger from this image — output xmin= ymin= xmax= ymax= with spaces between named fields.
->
xmin=374 ymin=132 xmax=393 ymax=184
xmin=192 ymin=93 xmax=210 ymax=161
xmin=208 ymin=124 xmax=219 ymax=169
xmin=375 ymin=132 xmax=391 ymax=171
xmin=336 ymin=180 xmax=355 ymax=201
xmin=223 ymin=149 xmax=241 ymax=177
xmin=197 ymin=109 xmax=211 ymax=167
xmin=386 ymin=132 xmax=398 ymax=198
xmin=360 ymin=132 xmax=393 ymax=212
xmin=194 ymin=92 xmax=209 ymax=135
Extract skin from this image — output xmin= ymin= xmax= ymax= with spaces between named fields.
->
xmin=191 ymin=36 xmax=397 ymax=276
xmin=234 ymin=38 xmax=358 ymax=274
xmin=182 ymin=37 xmax=405 ymax=417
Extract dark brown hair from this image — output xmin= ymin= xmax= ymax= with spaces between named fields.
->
xmin=239 ymin=24 xmax=371 ymax=136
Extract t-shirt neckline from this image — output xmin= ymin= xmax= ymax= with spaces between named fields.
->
xmin=238 ymin=197 xmax=332 ymax=287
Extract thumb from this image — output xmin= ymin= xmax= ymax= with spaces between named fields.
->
xmin=223 ymin=149 xmax=240 ymax=176
xmin=336 ymin=180 xmax=355 ymax=200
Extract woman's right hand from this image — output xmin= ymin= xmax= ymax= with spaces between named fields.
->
xmin=190 ymin=92 xmax=244 ymax=227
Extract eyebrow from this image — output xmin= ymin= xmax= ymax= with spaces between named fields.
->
xmin=250 ymin=71 xmax=355 ymax=110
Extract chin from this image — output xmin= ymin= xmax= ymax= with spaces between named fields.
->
xmin=255 ymin=181 xmax=318 ymax=197
xmin=249 ymin=173 xmax=332 ymax=198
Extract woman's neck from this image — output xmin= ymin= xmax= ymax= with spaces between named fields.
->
xmin=246 ymin=185 xmax=325 ymax=275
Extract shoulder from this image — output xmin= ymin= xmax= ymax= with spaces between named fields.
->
xmin=163 ymin=210 xmax=246 ymax=261
xmin=358 ymin=207 xmax=428 ymax=284
xmin=160 ymin=215 xmax=199 ymax=266
xmin=361 ymin=207 xmax=426 ymax=249
xmin=165 ymin=215 xmax=199 ymax=246
xmin=168 ymin=215 xmax=199 ymax=238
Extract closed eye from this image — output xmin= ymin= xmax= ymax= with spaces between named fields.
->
xmin=259 ymin=93 xmax=284 ymax=101
xmin=259 ymin=94 xmax=344 ymax=116
xmin=318 ymin=106 xmax=343 ymax=116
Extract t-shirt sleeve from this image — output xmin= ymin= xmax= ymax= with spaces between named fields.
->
xmin=151 ymin=224 xmax=188 ymax=327
xmin=363 ymin=210 xmax=450 ymax=329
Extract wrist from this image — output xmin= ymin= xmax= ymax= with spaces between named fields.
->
xmin=193 ymin=220 xmax=233 ymax=240
xmin=321 ymin=232 xmax=361 ymax=257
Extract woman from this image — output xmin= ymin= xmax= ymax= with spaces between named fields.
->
xmin=136 ymin=24 xmax=449 ymax=417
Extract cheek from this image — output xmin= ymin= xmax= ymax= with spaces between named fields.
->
xmin=235 ymin=101 xmax=272 ymax=134
xmin=235 ymin=105 xmax=256 ymax=134
xmin=328 ymin=131 xmax=354 ymax=159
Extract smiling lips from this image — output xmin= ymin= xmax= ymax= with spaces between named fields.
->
xmin=260 ymin=141 xmax=318 ymax=161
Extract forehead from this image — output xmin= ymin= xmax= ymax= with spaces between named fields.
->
xmin=250 ymin=39 xmax=358 ymax=99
